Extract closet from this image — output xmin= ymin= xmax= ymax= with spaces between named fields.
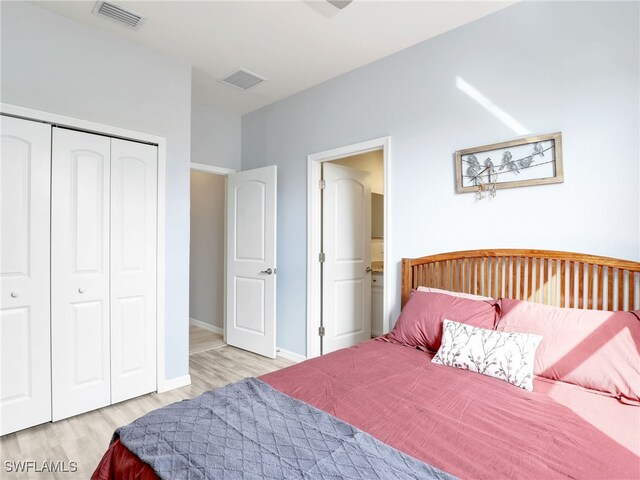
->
xmin=1 ymin=115 xmax=158 ymax=435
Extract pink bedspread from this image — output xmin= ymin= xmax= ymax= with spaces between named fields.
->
xmin=262 ymin=339 xmax=640 ymax=480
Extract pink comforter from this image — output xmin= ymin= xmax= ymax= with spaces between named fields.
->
xmin=262 ymin=339 xmax=640 ymax=479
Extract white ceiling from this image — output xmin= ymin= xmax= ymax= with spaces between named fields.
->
xmin=34 ymin=1 xmax=515 ymax=115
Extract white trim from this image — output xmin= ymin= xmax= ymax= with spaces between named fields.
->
xmin=1 ymin=102 xmax=169 ymax=395
xmin=189 ymin=317 xmax=224 ymax=335
xmin=157 ymin=374 xmax=191 ymax=393
xmin=156 ymin=141 xmax=167 ymax=396
xmin=190 ymin=162 xmax=235 ymax=175
xmin=276 ymin=348 xmax=306 ymax=363
xmin=306 ymin=137 xmax=391 ymax=359
xmin=1 ymin=103 xmax=164 ymax=145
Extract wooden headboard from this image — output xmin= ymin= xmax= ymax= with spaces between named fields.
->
xmin=401 ymin=249 xmax=640 ymax=312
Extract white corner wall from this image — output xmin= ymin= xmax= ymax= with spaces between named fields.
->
xmin=241 ymin=1 xmax=640 ymax=357
xmin=1 ymin=2 xmax=192 ymax=380
xmin=191 ymin=103 xmax=241 ymax=170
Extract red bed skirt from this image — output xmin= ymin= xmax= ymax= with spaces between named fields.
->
xmin=92 ymin=438 xmax=158 ymax=480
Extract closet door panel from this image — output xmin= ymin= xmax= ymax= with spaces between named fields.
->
xmin=0 ymin=116 xmax=51 ymax=435
xmin=110 ymin=139 xmax=157 ymax=403
xmin=51 ymin=128 xmax=111 ymax=421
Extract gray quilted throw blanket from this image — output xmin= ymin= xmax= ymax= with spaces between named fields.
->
xmin=116 ymin=377 xmax=456 ymax=480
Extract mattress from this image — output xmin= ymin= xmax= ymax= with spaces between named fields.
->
xmin=93 ymin=339 xmax=640 ymax=479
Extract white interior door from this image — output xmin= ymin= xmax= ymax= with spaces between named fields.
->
xmin=322 ymin=163 xmax=371 ymax=354
xmin=0 ymin=116 xmax=52 ymax=435
xmin=110 ymin=138 xmax=157 ymax=404
xmin=51 ymin=128 xmax=111 ymax=421
xmin=226 ymin=166 xmax=277 ymax=358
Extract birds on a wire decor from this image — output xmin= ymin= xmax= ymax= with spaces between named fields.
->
xmin=456 ymin=133 xmax=563 ymax=201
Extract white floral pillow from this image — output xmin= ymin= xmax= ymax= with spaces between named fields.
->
xmin=432 ymin=319 xmax=542 ymax=391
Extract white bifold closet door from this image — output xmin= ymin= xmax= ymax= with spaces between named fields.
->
xmin=52 ymin=129 xmax=157 ymax=421
xmin=109 ymin=138 xmax=157 ymax=404
xmin=0 ymin=116 xmax=52 ymax=435
xmin=52 ymin=128 xmax=112 ymax=421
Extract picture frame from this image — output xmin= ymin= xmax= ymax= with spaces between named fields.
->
xmin=454 ymin=132 xmax=564 ymax=195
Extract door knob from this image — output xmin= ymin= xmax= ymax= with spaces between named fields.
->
xmin=10 ymin=291 xmax=19 ymax=298
xmin=78 ymin=287 xmax=86 ymax=294
xmin=365 ymin=266 xmax=372 ymax=273
xmin=260 ymin=268 xmax=273 ymax=275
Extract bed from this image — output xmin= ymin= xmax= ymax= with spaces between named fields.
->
xmin=93 ymin=249 xmax=640 ymax=479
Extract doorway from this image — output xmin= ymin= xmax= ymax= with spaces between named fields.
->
xmin=306 ymin=137 xmax=390 ymax=358
xmin=189 ymin=163 xmax=234 ymax=354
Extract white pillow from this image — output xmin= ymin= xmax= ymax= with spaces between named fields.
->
xmin=432 ymin=319 xmax=542 ymax=391
xmin=417 ymin=286 xmax=493 ymax=301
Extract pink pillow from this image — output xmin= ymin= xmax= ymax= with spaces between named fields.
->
xmin=417 ymin=286 xmax=494 ymax=301
xmin=386 ymin=290 xmax=500 ymax=352
xmin=497 ymin=298 xmax=640 ymax=402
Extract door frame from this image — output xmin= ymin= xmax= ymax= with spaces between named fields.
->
xmin=189 ymin=162 xmax=235 ymax=341
xmin=0 ymin=103 xmax=175 ymax=392
xmin=306 ymin=136 xmax=391 ymax=359
xmin=191 ymin=162 xmax=236 ymax=176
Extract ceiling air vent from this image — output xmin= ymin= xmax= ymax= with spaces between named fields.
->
xmin=327 ymin=0 xmax=353 ymax=9
xmin=220 ymin=69 xmax=267 ymax=91
xmin=93 ymin=1 xmax=144 ymax=29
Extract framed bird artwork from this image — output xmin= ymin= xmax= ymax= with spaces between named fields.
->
xmin=454 ymin=132 xmax=563 ymax=199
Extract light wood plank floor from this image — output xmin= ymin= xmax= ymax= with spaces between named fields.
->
xmin=189 ymin=324 xmax=225 ymax=355
xmin=0 ymin=342 xmax=293 ymax=479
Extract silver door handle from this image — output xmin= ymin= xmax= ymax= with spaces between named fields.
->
xmin=260 ymin=268 xmax=273 ymax=275
xmin=10 ymin=291 xmax=19 ymax=298
xmin=365 ymin=267 xmax=372 ymax=273
xmin=78 ymin=287 xmax=86 ymax=293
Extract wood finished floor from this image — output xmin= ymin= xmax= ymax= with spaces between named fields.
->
xmin=0 ymin=332 xmax=294 ymax=479
xmin=189 ymin=324 xmax=225 ymax=355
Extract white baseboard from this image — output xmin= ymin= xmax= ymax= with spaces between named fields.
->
xmin=190 ymin=317 xmax=223 ymax=335
xmin=276 ymin=348 xmax=306 ymax=363
xmin=158 ymin=374 xmax=191 ymax=393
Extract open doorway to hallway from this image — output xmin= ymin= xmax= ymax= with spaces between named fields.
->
xmin=189 ymin=165 xmax=232 ymax=355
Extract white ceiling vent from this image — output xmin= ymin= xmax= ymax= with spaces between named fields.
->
xmin=93 ymin=1 xmax=144 ymax=29
xmin=220 ymin=69 xmax=267 ymax=91
xmin=327 ymin=0 xmax=353 ymax=9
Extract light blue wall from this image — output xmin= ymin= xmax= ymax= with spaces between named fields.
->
xmin=1 ymin=2 xmax=192 ymax=380
xmin=191 ymin=102 xmax=241 ymax=170
xmin=242 ymin=1 xmax=640 ymax=356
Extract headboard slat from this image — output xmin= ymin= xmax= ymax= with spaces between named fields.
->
xmin=551 ymin=260 xmax=558 ymax=306
xmin=517 ymin=258 xmax=523 ymax=300
xmin=401 ymin=249 xmax=640 ymax=312
xmin=606 ymin=267 xmax=612 ymax=310
xmin=445 ymin=260 xmax=449 ymax=290
xmin=539 ymin=258 xmax=545 ymax=302
xmin=597 ymin=265 xmax=604 ymax=310
xmin=528 ymin=257 xmax=534 ymax=302
xmin=592 ymin=264 xmax=598 ymax=309
xmin=617 ymin=269 xmax=624 ymax=311
xmin=498 ymin=258 xmax=502 ymax=298
xmin=568 ymin=262 xmax=575 ymax=308
xmin=559 ymin=260 xmax=566 ymax=307
xmin=510 ymin=258 xmax=516 ymax=299
xmin=578 ymin=263 xmax=583 ymax=307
